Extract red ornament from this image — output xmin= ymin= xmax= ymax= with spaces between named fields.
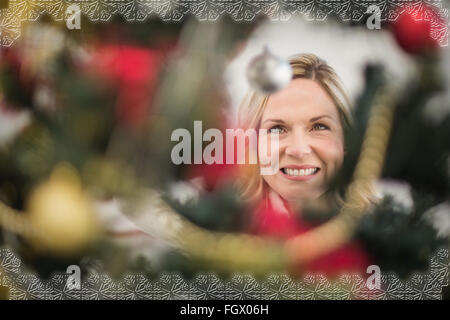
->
xmin=86 ymin=45 xmax=164 ymax=128
xmin=185 ymin=127 xmax=239 ymax=191
xmin=391 ymin=5 xmax=443 ymax=54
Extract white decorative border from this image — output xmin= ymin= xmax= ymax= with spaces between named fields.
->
xmin=0 ymin=247 xmax=448 ymax=299
xmin=0 ymin=1 xmax=449 ymax=299
xmin=0 ymin=0 xmax=448 ymax=47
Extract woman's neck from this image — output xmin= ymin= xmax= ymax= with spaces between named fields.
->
xmin=267 ymin=190 xmax=293 ymax=215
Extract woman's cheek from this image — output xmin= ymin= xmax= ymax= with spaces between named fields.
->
xmin=318 ymin=138 xmax=344 ymax=179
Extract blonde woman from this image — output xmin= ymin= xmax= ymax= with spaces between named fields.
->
xmin=238 ymin=53 xmax=372 ymax=275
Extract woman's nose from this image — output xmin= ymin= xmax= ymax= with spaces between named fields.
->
xmin=284 ymin=131 xmax=312 ymax=158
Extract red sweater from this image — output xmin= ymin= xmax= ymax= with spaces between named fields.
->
xmin=250 ymin=196 xmax=372 ymax=277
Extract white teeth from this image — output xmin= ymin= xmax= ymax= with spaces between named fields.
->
xmin=283 ymin=168 xmax=318 ymax=176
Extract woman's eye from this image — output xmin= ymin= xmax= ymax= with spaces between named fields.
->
xmin=312 ymin=123 xmax=329 ymax=131
xmin=269 ymin=126 xmax=284 ymax=134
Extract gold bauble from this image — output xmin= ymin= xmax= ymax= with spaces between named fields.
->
xmin=27 ymin=164 xmax=99 ymax=256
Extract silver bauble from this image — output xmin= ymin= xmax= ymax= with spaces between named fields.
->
xmin=246 ymin=47 xmax=293 ymax=94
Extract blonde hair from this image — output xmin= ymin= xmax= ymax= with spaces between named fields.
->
xmin=237 ymin=53 xmax=353 ymax=205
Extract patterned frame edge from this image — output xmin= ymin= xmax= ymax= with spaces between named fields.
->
xmin=0 ymin=0 xmax=449 ymax=47
xmin=0 ymin=0 xmax=449 ymax=300
xmin=0 ymin=246 xmax=449 ymax=300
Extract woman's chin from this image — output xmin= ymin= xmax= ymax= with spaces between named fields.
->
xmin=263 ymin=175 xmax=327 ymax=205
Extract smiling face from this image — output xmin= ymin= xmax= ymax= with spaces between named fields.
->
xmin=259 ymin=78 xmax=345 ymax=204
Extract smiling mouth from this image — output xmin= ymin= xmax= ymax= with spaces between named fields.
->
xmin=281 ymin=167 xmax=320 ymax=177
